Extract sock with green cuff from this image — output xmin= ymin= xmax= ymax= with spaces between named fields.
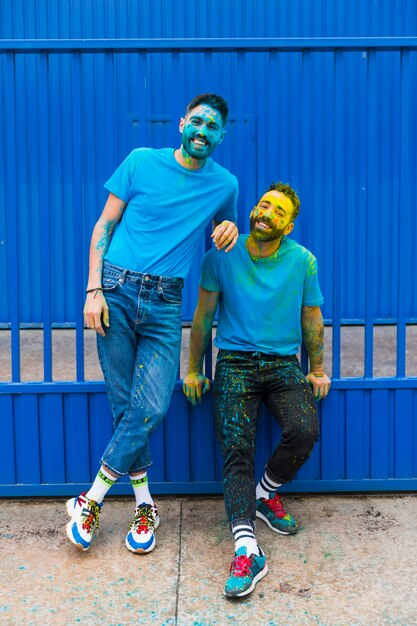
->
xmin=85 ymin=466 xmax=117 ymax=504
xmin=130 ymin=473 xmax=153 ymax=507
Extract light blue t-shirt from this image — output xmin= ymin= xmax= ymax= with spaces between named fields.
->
xmin=200 ymin=235 xmax=324 ymax=355
xmin=104 ymin=148 xmax=238 ymax=278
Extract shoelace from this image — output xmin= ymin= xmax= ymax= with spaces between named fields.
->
xmin=230 ymin=554 xmax=252 ymax=577
xmin=79 ymin=497 xmax=101 ymax=532
xmin=266 ymin=494 xmax=286 ymax=518
xmin=130 ymin=505 xmax=156 ymax=534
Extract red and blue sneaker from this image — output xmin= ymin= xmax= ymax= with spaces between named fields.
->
xmin=224 ymin=546 xmax=268 ymax=598
xmin=256 ymin=493 xmax=298 ymax=535
xmin=66 ymin=492 xmax=102 ymax=551
xmin=125 ymin=503 xmax=160 ymax=554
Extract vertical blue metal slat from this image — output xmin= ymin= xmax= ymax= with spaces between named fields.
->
xmin=394 ymin=390 xmax=413 ymax=477
xmin=370 ymin=389 xmax=390 ymax=479
xmin=396 ymin=49 xmax=409 ymax=377
xmin=88 ymin=394 xmax=113 ymax=475
xmin=72 ymin=52 xmax=85 ymax=381
xmin=189 ymin=395 xmax=216 ymax=481
xmin=331 ymin=50 xmax=343 ymax=378
xmin=164 ymin=392 xmax=190 ymax=482
xmin=345 ymin=390 xmax=365 ymax=479
xmin=0 ymin=396 xmax=16 ymax=483
xmin=300 ymin=48 xmax=312 ymax=375
xmin=364 ymin=49 xmax=377 ymax=378
xmin=320 ymin=392 xmax=344 ymax=480
xmin=39 ymin=394 xmax=65 ymax=483
xmin=14 ymin=394 xmax=41 ymax=484
xmin=64 ymin=394 xmax=90 ymax=483
xmin=38 ymin=52 xmax=52 ymax=381
xmin=4 ymin=52 xmax=20 ymax=381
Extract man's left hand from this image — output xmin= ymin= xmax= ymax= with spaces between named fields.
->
xmin=306 ymin=371 xmax=331 ymax=401
xmin=182 ymin=372 xmax=211 ymax=406
xmin=212 ymin=220 xmax=238 ymax=252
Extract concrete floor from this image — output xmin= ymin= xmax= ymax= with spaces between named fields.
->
xmin=1 ymin=494 xmax=416 ymax=626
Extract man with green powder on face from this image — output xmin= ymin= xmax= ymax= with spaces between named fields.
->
xmin=65 ymin=94 xmax=238 ymax=555
xmin=183 ymin=182 xmax=331 ymax=598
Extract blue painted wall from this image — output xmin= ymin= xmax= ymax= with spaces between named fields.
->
xmin=0 ymin=1 xmax=416 ymax=495
xmin=0 ymin=1 xmax=416 ymax=325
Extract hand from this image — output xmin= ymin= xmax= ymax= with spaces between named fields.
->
xmin=83 ymin=291 xmax=110 ymax=337
xmin=211 ymin=220 xmax=238 ymax=252
xmin=306 ymin=371 xmax=331 ymax=401
xmin=182 ymin=372 xmax=210 ymax=406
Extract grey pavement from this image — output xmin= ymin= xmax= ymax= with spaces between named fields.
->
xmin=1 ymin=494 xmax=416 ymax=625
xmin=1 ymin=326 xmax=416 ymax=382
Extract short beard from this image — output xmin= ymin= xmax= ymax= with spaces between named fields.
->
xmin=249 ymin=216 xmax=286 ymax=242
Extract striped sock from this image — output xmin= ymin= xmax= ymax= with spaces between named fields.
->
xmin=86 ymin=466 xmax=117 ymax=503
xmin=256 ymin=470 xmax=282 ymax=500
xmin=231 ymin=519 xmax=259 ymax=557
xmin=130 ymin=473 xmax=153 ymax=507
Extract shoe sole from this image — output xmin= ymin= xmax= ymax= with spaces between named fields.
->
xmin=65 ymin=498 xmax=91 ymax=551
xmin=224 ymin=563 xmax=269 ymax=598
xmin=256 ymin=510 xmax=299 ymax=535
xmin=125 ymin=516 xmax=160 ymax=554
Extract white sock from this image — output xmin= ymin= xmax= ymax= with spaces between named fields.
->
xmin=231 ymin=520 xmax=259 ymax=557
xmin=130 ymin=473 xmax=153 ymax=507
xmin=256 ymin=470 xmax=282 ymax=500
xmin=85 ymin=466 xmax=117 ymax=504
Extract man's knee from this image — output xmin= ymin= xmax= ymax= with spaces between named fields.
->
xmin=283 ymin=418 xmax=319 ymax=453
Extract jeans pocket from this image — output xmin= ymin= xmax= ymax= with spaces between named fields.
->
xmin=102 ymin=276 xmax=121 ymax=291
xmin=160 ymin=284 xmax=183 ymax=304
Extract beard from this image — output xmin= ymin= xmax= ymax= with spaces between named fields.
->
xmin=182 ymin=135 xmax=212 ymax=161
xmin=249 ymin=216 xmax=287 ymax=242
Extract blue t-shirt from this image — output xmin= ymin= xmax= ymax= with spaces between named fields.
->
xmin=104 ymin=148 xmax=238 ymax=278
xmin=200 ymin=235 xmax=324 ymax=355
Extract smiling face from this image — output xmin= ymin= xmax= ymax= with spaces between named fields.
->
xmin=249 ymin=191 xmax=295 ymax=242
xmin=179 ymin=104 xmax=225 ymax=162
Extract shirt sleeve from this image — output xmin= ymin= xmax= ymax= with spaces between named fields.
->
xmin=303 ymin=253 xmax=324 ymax=306
xmin=199 ymin=250 xmax=221 ymax=293
xmin=104 ymin=150 xmax=139 ymax=203
xmin=213 ymin=176 xmax=238 ymax=224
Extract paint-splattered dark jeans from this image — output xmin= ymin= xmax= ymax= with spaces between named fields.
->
xmin=213 ymin=349 xmax=319 ymax=522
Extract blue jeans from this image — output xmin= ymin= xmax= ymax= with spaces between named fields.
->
xmin=213 ymin=350 xmax=319 ymax=522
xmin=97 ymin=261 xmax=183 ymax=476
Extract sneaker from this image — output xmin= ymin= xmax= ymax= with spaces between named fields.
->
xmin=256 ymin=493 xmax=298 ymax=535
xmin=66 ymin=492 xmax=102 ymax=551
xmin=125 ymin=502 xmax=160 ymax=554
xmin=224 ymin=546 xmax=268 ymax=598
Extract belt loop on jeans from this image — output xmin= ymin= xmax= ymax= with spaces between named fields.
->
xmin=119 ymin=269 xmax=128 ymax=284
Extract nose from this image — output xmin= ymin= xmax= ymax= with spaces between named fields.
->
xmin=198 ymin=124 xmax=208 ymax=136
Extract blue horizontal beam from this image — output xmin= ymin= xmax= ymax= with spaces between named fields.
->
xmin=1 ymin=37 xmax=417 ymax=53
xmin=2 ymin=478 xmax=417 ymax=497
xmin=1 ymin=377 xmax=416 ymax=395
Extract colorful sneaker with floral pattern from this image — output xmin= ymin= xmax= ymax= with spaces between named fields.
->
xmin=125 ymin=503 xmax=160 ymax=554
xmin=256 ymin=493 xmax=298 ymax=535
xmin=66 ymin=492 xmax=102 ymax=551
xmin=224 ymin=546 xmax=268 ymax=598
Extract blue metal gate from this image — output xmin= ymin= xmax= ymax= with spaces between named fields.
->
xmin=0 ymin=3 xmax=416 ymax=495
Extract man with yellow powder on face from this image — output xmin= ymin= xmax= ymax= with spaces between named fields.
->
xmin=183 ymin=182 xmax=331 ymax=598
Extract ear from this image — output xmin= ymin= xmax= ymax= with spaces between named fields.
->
xmin=218 ymin=129 xmax=226 ymax=144
xmin=179 ymin=117 xmax=185 ymax=133
xmin=284 ymin=222 xmax=295 ymax=235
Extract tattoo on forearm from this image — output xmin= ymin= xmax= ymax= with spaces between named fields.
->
xmin=302 ymin=318 xmax=324 ymax=369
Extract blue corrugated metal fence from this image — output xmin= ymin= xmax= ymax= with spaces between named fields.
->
xmin=0 ymin=30 xmax=416 ymax=494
